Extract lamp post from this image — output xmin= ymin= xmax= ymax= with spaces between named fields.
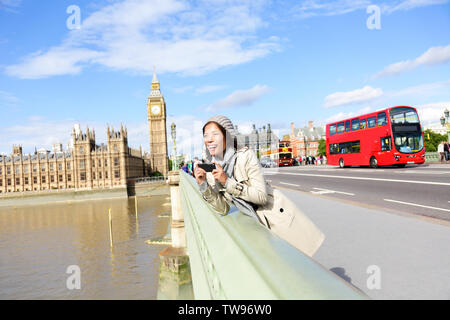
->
xmin=171 ymin=122 xmax=177 ymax=171
xmin=440 ymin=108 xmax=450 ymax=142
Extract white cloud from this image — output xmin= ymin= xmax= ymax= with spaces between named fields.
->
xmin=206 ymin=84 xmax=272 ymax=112
xmin=195 ymin=85 xmax=226 ymax=94
xmin=387 ymin=80 xmax=450 ymax=98
xmin=373 ymin=45 xmax=450 ymax=78
xmin=381 ymin=0 xmax=449 ymax=14
xmin=0 ymin=90 xmax=19 ymax=105
xmin=0 ymin=0 xmax=22 ymax=12
xmin=324 ymin=86 xmax=383 ymax=108
xmin=415 ymin=101 xmax=450 ymax=125
xmin=5 ymin=0 xmax=280 ymax=79
xmin=324 ymin=106 xmax=372 ymax=124
xmin=290 ymin=0 xmax=448 ymax=19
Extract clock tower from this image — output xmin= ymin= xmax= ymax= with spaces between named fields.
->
xmin=147 ymin=69 xmax=169 ymax=177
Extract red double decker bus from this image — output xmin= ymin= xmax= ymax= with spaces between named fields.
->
xmin=261 ymin=140 xmax=294 ymax=166
xmin=326 ymin=106 xmax=425 ymax=168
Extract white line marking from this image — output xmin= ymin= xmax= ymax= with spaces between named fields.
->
xmin=384 ymin=199 xmax=450 ymax=213
xmin=311 ymin=188 xmax=355 ymax=196
xmin=280 ymin=172 xmax=450 ymax=186
xmin=279 ymin=182 xmax=300 ymax=187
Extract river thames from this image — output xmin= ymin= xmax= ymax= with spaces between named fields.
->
xmin=0 ymin=194 xmax=170 ymax=299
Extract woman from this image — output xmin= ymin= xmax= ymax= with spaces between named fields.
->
xmin=194 ymin=115 xmax=324 ymax=257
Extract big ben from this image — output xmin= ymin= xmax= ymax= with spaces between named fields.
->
xmin=147 ymin=70 xmax=169 ymax=177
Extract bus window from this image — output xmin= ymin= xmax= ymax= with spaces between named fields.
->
xmin=381 ymin=136 xmax=392 ymax=151
xmin=360 ymin=119 xmax=366 ymax=129
xmin=351 ymin=141 xmax=360 ymax=153
xmin=378 ymin=112 xmax=387 ymax=126
xmin=368 ymin=116 xmax=376 ymax=128
xmin=337 ymin=122 xmax=345 ymax=133
xmin=330 ymin=124 xmax=337 ymax=135
xmin=351 ymin=119 xmax=359 ymax=131
xmin=345 ymin=120 xmax=351 ymax=132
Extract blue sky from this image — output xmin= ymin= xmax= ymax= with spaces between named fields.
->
xmin=0 ymin=0 xmax=449 ymax=157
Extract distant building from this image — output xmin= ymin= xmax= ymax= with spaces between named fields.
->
xmin=235 ymin=124 xmax=279 ymax=158
xmin=290 ymin=121 xmax=325 ymax=157
xmin=0 ymin=125 xmax=149 ymax=194
xmin=424 ymin=122 xmax=447 ymax=135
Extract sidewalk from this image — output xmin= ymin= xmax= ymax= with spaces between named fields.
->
xmin=278 ymin=187 xmax=450 ymax=300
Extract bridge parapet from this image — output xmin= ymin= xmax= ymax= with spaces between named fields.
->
xmin=179 ymin=171 xmax=367 ymax=300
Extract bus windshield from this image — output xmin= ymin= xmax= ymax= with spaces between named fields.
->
xmin=390 ymin=107 xmax=423 ymax=154
xmin=390 ymin=107 xmax=419 ymax=124
xmin=393 ymin=134 xmax=423 ymax=153
xmin=279 ymin=153 xmax=292 ymax=159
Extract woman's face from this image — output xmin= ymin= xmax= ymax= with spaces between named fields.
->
xmin=203 ymin=122 xmax=226 ymax=157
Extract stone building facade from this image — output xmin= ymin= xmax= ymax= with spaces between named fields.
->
xmin=290 ymin=121 xmax=326 ymax=157
xmin=0 ymin=125 xmax=148 ymax=194
xmin=235 ymin=124 xmax=279 ymax=158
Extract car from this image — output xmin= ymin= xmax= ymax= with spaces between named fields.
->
xmin=260 ymin=157 xmax=276 ymax=168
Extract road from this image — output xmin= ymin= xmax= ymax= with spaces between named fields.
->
xmin=263 ymin=163 xmax=450 ymax=299
xmin=263 ymin=163 xmax=450 ymax=221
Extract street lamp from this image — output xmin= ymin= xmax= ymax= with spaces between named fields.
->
xmin=440 ymin=108 xmax=450 ymax=142
xmin=170 ymin=122 xmax=177 ymax=171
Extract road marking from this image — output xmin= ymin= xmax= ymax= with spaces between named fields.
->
xmin=279 ymin=182 xmax=300 ymax=187
xmin=394 ymin=170 xmax=450 ymax=174
xmin=384 ymin=199 xmax=450 ymax=213
xmin=279 ymin=172 xmax=450 ymax=186
xmin=311 ymin=187 xmax=355 ymax=196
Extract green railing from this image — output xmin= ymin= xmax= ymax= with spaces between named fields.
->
xmin=425 ymin=152 xmax=439 ymax=163
xmin=179 ymin=171 xmax=366 ymax=300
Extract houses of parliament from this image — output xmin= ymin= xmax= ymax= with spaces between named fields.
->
xmin=0 ymin=72 xmax=169 ymax=194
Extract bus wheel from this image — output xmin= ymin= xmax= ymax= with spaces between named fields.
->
xmin=370 ymin=157 xmax=378 ymax=168
xmin=339 ymin=158 xmax=345 ymax=168
xmin=396 ymin=163 xmax=406 ymax=168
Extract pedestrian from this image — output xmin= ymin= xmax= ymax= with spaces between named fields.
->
xmin=438 ymin=141 xmax=445 ymax=163
xmin=444 ymin=141 xmax=449 ymax=162
xmin=187 ymin=160 xmax=193 ymax=176
xmin=194 ymin=115 xmax=324 ymax=256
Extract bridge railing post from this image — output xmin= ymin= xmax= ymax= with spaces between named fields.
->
xmin=157 ymin=170 xmax=193 ymax=300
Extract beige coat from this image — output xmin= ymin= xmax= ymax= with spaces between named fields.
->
xmin=201 ymin=148 xmax=325 ymax=257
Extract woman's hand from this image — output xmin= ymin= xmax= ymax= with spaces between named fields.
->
xmin=212 ymin=162 xmax=228 ymax=185
xmin=194 ymin=165 xmax=206 ymax=185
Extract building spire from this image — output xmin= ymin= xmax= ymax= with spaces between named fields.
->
xmin=152 ymin=65 xmax=158 ymax=83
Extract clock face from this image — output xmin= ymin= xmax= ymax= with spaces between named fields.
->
xmin=151 ymin=105 xmax=161 ymax=115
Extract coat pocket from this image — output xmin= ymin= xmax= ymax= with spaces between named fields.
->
xmin=257 ymin=192 xmax=295 ymax=228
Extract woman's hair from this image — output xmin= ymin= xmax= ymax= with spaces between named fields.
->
xmin=202 ymin=121 xmax=238 ymax=151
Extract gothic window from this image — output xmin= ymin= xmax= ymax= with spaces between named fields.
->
xmin=25 ymin=177 xmax=29 ymax=185
xmin=59 ymin=175 xmax=63 ymax=182
xmin=114 ymin=144 xmax=118 ymax=151
xmin=80 ymin=160 xmax=85 ymax=169
xmin=105 ymin=171 xmax=108 ymax=179
xmin=68 ymin=174 xmax=72 ymax=182
xmin=114 ymin=170 xmax=120 ymax=178
xmin=114 ymin=157 xmax=119 ymax=167
xmin=42 ymin=176 xmax=46 ymax=183
xmin=58 ymin=163 xmax=63 ymax=171
xmin=41 ymin=164 xmax=46 ymax=172
xmin=80 ymin=146 xmax=84 ymax=153
xmin=67 ymin=162 xmax=71 ymax=170
xmin=50 ymin=164 xmax=54 ymax=171
xmin=99 ymin=172 xmax=102 ymax=179
xmin=80 ymin=172 xmax=86 ymax=181
xmin=33 ymin=177 xmax=37 ymax=184
xmin=15 ymin=166 xmax=20 ymax=174
xmin=98 ymin=159 xmax=102 ymax=167
xmin=16 ymin=178 xmax=20 ymax=185
xmin=105 ymin=159 xmax=108 ymax=167
xmin=24 ymin=165 xmax=28 ymax=174
xmin=0 ymin=167 xmax=2 ymax=174
xmin=50 ymin=175 xmax=54 ymax=183
xmin=92 ymin=161 xmax=95 ymax=168
xmin=7 ymin=178 xmax=11 ymax=186
xmin=0 ymin=179 xmax=2 ymax=187
xmin=7 ymin=166 xmax=11 ymax=174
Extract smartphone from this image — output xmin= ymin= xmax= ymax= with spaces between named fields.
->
xmin=197 ymin=163 xmax=216 ymax=172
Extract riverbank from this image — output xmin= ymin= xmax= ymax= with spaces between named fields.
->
xmin=0 ymin=183 xmax=169 ymax=208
